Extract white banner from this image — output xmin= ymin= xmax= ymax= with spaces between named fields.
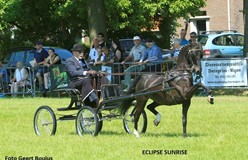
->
xmin=201 ymin=59 xmax=247 ymax=87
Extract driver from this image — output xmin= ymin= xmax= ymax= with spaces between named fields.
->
xmin=65 ymin=43 xmax=101 ymax=108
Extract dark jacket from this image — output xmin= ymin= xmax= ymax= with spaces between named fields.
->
xmin=65 ymin=56 xmax=90 ymax=81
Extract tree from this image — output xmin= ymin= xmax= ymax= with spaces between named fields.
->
xmin=244 ymin=0 xmax=248 ymax=57
xmin=1 ymin=0 xmax=88 ymax=49
xmin=87 ymin=0 xmax=107 ymax=42
xmin=104 ymin=0 xmax=205 ymax=48
xmin=0 ymin=0 xmax=206 ymax=56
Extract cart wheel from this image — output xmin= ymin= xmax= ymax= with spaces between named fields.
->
xmin=123 ymin=104 xmax=147 ymax=134
xmin=33 ymin=106 xmax=57 ymax=136
xmin=76 ymin=106 xmax=99 ymax=136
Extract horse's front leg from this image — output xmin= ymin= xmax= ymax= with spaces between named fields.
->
xmin=185 ymin=82 xmax=214 ymax=104
xmin=194 ymin=82 xmax=214 ymax=104
xmin=182 ymin=100 xmax=190 ymax=137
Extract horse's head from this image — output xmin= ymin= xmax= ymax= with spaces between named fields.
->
xmin=188 ymin=42 xmax=203 ymax=74
xmin=177 ymin=43 xmax=202 ymax=74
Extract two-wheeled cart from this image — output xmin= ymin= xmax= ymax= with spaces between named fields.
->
xmin=33 ymin=84 xmax=148 ymax=136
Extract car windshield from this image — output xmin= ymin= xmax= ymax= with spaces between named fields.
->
xmin=119 ymin=39 xmax=134 ymax=51
xmin=198 ymin=35 xmax=208 ymax=46
xmin=43 ymin=47 xmax=72 ymax=62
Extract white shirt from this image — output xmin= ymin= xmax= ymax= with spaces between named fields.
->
xmin=89 ymin=48 xmax=99 ymax=62
xmin=15 ymin=68 xmax=26 ymax=82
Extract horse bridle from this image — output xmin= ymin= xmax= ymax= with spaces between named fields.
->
xmin=188 ymin=49 xmax=202 ymax=73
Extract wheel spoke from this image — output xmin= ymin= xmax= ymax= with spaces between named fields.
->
xmin=76 ymin=106 xmax=99 ymax=136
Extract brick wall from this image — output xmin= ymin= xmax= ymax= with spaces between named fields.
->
xmin=175 ymin=0 xmax=244 ymax=39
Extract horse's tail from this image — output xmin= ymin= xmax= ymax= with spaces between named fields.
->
xmin=119 ymin=98 xmax=135 ymax=115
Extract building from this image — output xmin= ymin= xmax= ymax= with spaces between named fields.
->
xmin=176 ymin=0 xmax=244 ymax=38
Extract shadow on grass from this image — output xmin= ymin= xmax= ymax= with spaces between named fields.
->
xmin=67 ymin=130 xmax=127 ymax=136
xmin=144 ymin=132 xmax=205 ymax=138
xmin=194 ymin=88 xmax=248 ymax=96
xmin=68 ymin=130 xmax=205 ymax=138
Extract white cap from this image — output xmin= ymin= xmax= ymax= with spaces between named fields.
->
xmin=133 ymin=36 xmax=141 ymax=40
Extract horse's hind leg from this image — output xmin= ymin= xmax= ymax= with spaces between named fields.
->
xmin=133 ymin=97 xmax=147 ymax=138
xmin=147 ymin=101 xmax=161 ymax=126
xmin=182 ymin=100 xmax=190 ymax=137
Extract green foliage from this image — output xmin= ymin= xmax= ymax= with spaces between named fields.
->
xmin=0 ymin=0 xmax=206 ymax=59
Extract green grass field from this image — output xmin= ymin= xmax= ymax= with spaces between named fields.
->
xmin=0 ymin=95 xmax=248 ymax=160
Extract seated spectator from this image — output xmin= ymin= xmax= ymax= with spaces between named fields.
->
xmin=121 ymin=36 xmax=146 ymax=90
xmin=10 ymin=62 xmax=29 ymax=97
xmin=138 ymin=38 xmax=163 ymax=73
xmin=43 ymin=48 xmax=61 ymax=96
xmin=121 ymin=36 xmax=146 ymax=63
xmin=0 ymin=62 xmax=9 ymax=92
xmin=124 ymin=39 xmax=163 ymax=92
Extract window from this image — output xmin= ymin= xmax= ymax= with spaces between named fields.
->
xmin=26 ymin=50 xmax=35 ymax=63
xmin=235 ymin=35 xmax=244 ymax=46
xmin=212 ymin=37 xmax=223 ymax=46
xmin=13 ymin=51 xmax=25 ymax=63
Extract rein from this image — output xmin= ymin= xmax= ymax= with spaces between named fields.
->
xmin=132 ymin=72 xmax=191 ymax=94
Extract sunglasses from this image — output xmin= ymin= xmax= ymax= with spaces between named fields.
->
xmin=190 ymin=36 xmax=196 ymax=38
xmin=76 ymin=50 xmax=83 ymax=53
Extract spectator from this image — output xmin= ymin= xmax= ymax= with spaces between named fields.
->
xmin=43 ymin=48 xmax=61 ymax=96
xmin=138 ymin=38 xmax=163 ymax=72
xmin=89 ymin=39 xmax=101 ymax=63
xmin=10 ymin=62 xmax=29 ymax=97
xmin=94 ymin=46 xmax=118 ymax=83
xmin=0 ymin=62 xmax=7 ymax=82
xmin=125 ymin=39 xmax=163 ymax=93
xmin=94 ymin=45 xmax=117 ymax=66
xmin=163 ymin=38 xmax=181 ymax=59
xmin=121 ymin=36 xmax=146 ymax=63
xmin=33 ymin=41 xmax=49 ymax=92
xmin=97 ymin=32 xmax=108 ymax=48
xmin=0 ymin=62 xmax=8 ymax=92
xmin=189 ymin=32 xmax=203 ymax=51
xmin=111 ymin=38 xmax=123 ymax=62
xmin=180 ymin=29 xmax=189 ymax=46
xmin=121 ymin=36 xmax=146 ymax=90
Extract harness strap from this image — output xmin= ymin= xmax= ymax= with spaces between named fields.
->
xmin=134 ymin=72 xmax=190 ymax=94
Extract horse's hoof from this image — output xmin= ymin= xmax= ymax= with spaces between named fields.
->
xmin=134 ymin=129 xmax=140 ymax=138
xmin=154 ymin=113 xmax=161 ymax=126
xmin=182 ymin=133 xmax=188 ymax=138
xmin=208 ymin=95 xmax=214 ymax=104
xmin=154 ymin=120 xmax=160 ymax=126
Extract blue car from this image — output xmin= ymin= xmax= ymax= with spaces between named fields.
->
xmin=4 ymin=46 xmax=72 ymax=67
xmin=198 ymin=30 xmax=244 ymax=58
